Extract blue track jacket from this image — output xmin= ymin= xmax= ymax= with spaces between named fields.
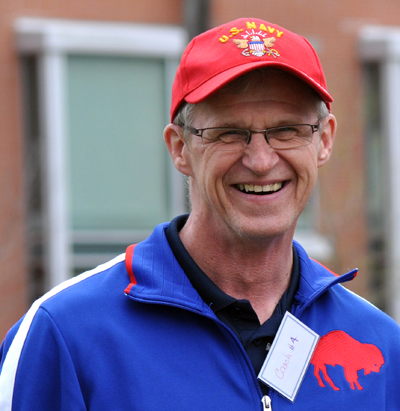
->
xmin=1 ymin=222 xmax=400 ymax=410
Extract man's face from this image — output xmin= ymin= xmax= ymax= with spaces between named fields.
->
xmin=166 ymin=71 xmax=335 ymax=243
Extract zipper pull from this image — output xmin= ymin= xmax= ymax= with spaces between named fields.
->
xmin=261 ymin=395 xmax=272 ymax=410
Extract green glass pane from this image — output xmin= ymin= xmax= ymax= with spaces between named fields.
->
xmin=67 ymin=55 xmax=168 ymax=230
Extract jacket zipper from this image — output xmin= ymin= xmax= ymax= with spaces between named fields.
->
xmin=262 ymin=395 xmax=272 ymax=410
xmin=129 ymin=296 xmax=276 ymax=409
xmin=211 ymin=317 xmax=276 ymax=410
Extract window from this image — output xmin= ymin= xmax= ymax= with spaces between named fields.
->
xmin=16 ymin=18 xmax=187 ymax=296
xmin=359 ymin=25 xmax=400 ymax=321
xmin=363 ymin=63 xmax=385 ymax=310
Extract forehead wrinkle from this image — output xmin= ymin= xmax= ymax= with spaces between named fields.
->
xmin=191 ymin=73 xmax=319 ymax=129
xmin=195 ymin=100 xmax=317 ymax=129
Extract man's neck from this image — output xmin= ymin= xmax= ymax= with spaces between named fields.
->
xmin=179 ymin=216 xmax=294 ymax=324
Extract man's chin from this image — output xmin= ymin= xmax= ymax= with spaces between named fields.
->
xmin=226 ymin=217 xmax=296 ymax=243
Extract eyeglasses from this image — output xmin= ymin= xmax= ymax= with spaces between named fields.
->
xmin=183 ymin=123 xmax=321 ymax=151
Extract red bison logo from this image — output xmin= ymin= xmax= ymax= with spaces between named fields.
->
xmin=311 ymin=330 xmax=384 ymax=391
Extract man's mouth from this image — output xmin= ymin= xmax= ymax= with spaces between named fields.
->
xmin=236 ymin=182 xmax=284 ymax=195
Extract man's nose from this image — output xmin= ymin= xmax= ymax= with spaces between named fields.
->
xmin=241 ymin=133 xmax=279 ymax=174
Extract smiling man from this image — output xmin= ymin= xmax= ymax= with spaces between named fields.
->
xmin=165 ymin=68 xmax=335 ymax=324
xmin=1 ymin=17 xmax=400 ymax=411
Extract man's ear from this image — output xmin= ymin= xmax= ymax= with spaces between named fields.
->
xmin=317 ymin=114 xmax=337 ymax=168
xmin=164 ymin=124 xmax=193 ymax=176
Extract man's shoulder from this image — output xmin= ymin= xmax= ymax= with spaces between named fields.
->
xmin=9 ymin=253 xmax=128 ymax=341
xmin=40 ymin=253 xmax=127 ymax=310
xmin=1 ymin=254 xmax=129 ymax=358
xmin=333 ymin=284 xmax=400 ymax=331
xmin=302 ymin=265 xmax=400 ymax=343
xmin=293 ymin=241 xmax=400 ymax=334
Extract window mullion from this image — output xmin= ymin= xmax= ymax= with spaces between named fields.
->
xmin=38 ymin=51 xmax=72 ymax=288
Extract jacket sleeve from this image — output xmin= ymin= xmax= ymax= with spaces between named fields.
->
xmin=0 ymin=307 xmax=86 ymax=411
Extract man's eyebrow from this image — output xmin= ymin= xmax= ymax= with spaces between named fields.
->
xmin=214 ymin=122 xmax=246 ymax=128
xmin=201 ymin=121 xmax=246 ymax=129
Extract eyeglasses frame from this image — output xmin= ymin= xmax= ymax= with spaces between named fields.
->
xmin=183 ymin=122 xmax=322 ymax=150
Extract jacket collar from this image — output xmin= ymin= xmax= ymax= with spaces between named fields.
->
xmin=125 ymin=222 xmax=212 ymax=315
xmin=125 ymin=222 xmax=358 ymax=315
xmin=292 ymin=240 xmax=358 ymax=316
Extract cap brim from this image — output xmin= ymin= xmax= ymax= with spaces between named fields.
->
xmin=184 ymin=61 xmax=333 ymax=108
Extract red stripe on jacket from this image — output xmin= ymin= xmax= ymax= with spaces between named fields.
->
xmin=124 ymin=244 xmax=137 ymax=293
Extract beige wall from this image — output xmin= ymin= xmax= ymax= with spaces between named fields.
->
xmin=1 ymin=0 xmax=400 ymax=338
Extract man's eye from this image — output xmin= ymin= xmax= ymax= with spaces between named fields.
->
xmin=203 ymin=128 xmax=247 ymax=143
xmin=217 ymin=129 xmax=248 ymax=141
xmin=269 ymin=126 xmax=300 ymax=139
xmin=274 ymin=126 xmax=299 ymax=133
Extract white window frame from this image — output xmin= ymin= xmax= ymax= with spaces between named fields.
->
xmin=15 ymin=18 xmax=187 ymax=289
xmin=359 ymin=25 xmax=400 ymax=321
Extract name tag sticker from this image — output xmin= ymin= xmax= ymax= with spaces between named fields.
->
xmin=258 ymin=312 xmax=319 ymax=403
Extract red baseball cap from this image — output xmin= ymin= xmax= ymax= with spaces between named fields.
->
xmin=171 ymin=17 xmax=332 ymax=121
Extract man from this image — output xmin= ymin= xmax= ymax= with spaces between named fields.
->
xmin=1 ymin=17 xmax=400 ymax=410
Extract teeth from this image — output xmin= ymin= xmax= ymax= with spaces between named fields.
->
xmin=239 ymin=182 xmax=283 ymax=193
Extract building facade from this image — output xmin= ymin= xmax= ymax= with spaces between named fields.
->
xmin=1 ymin=0 xmax=400 ymax=338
